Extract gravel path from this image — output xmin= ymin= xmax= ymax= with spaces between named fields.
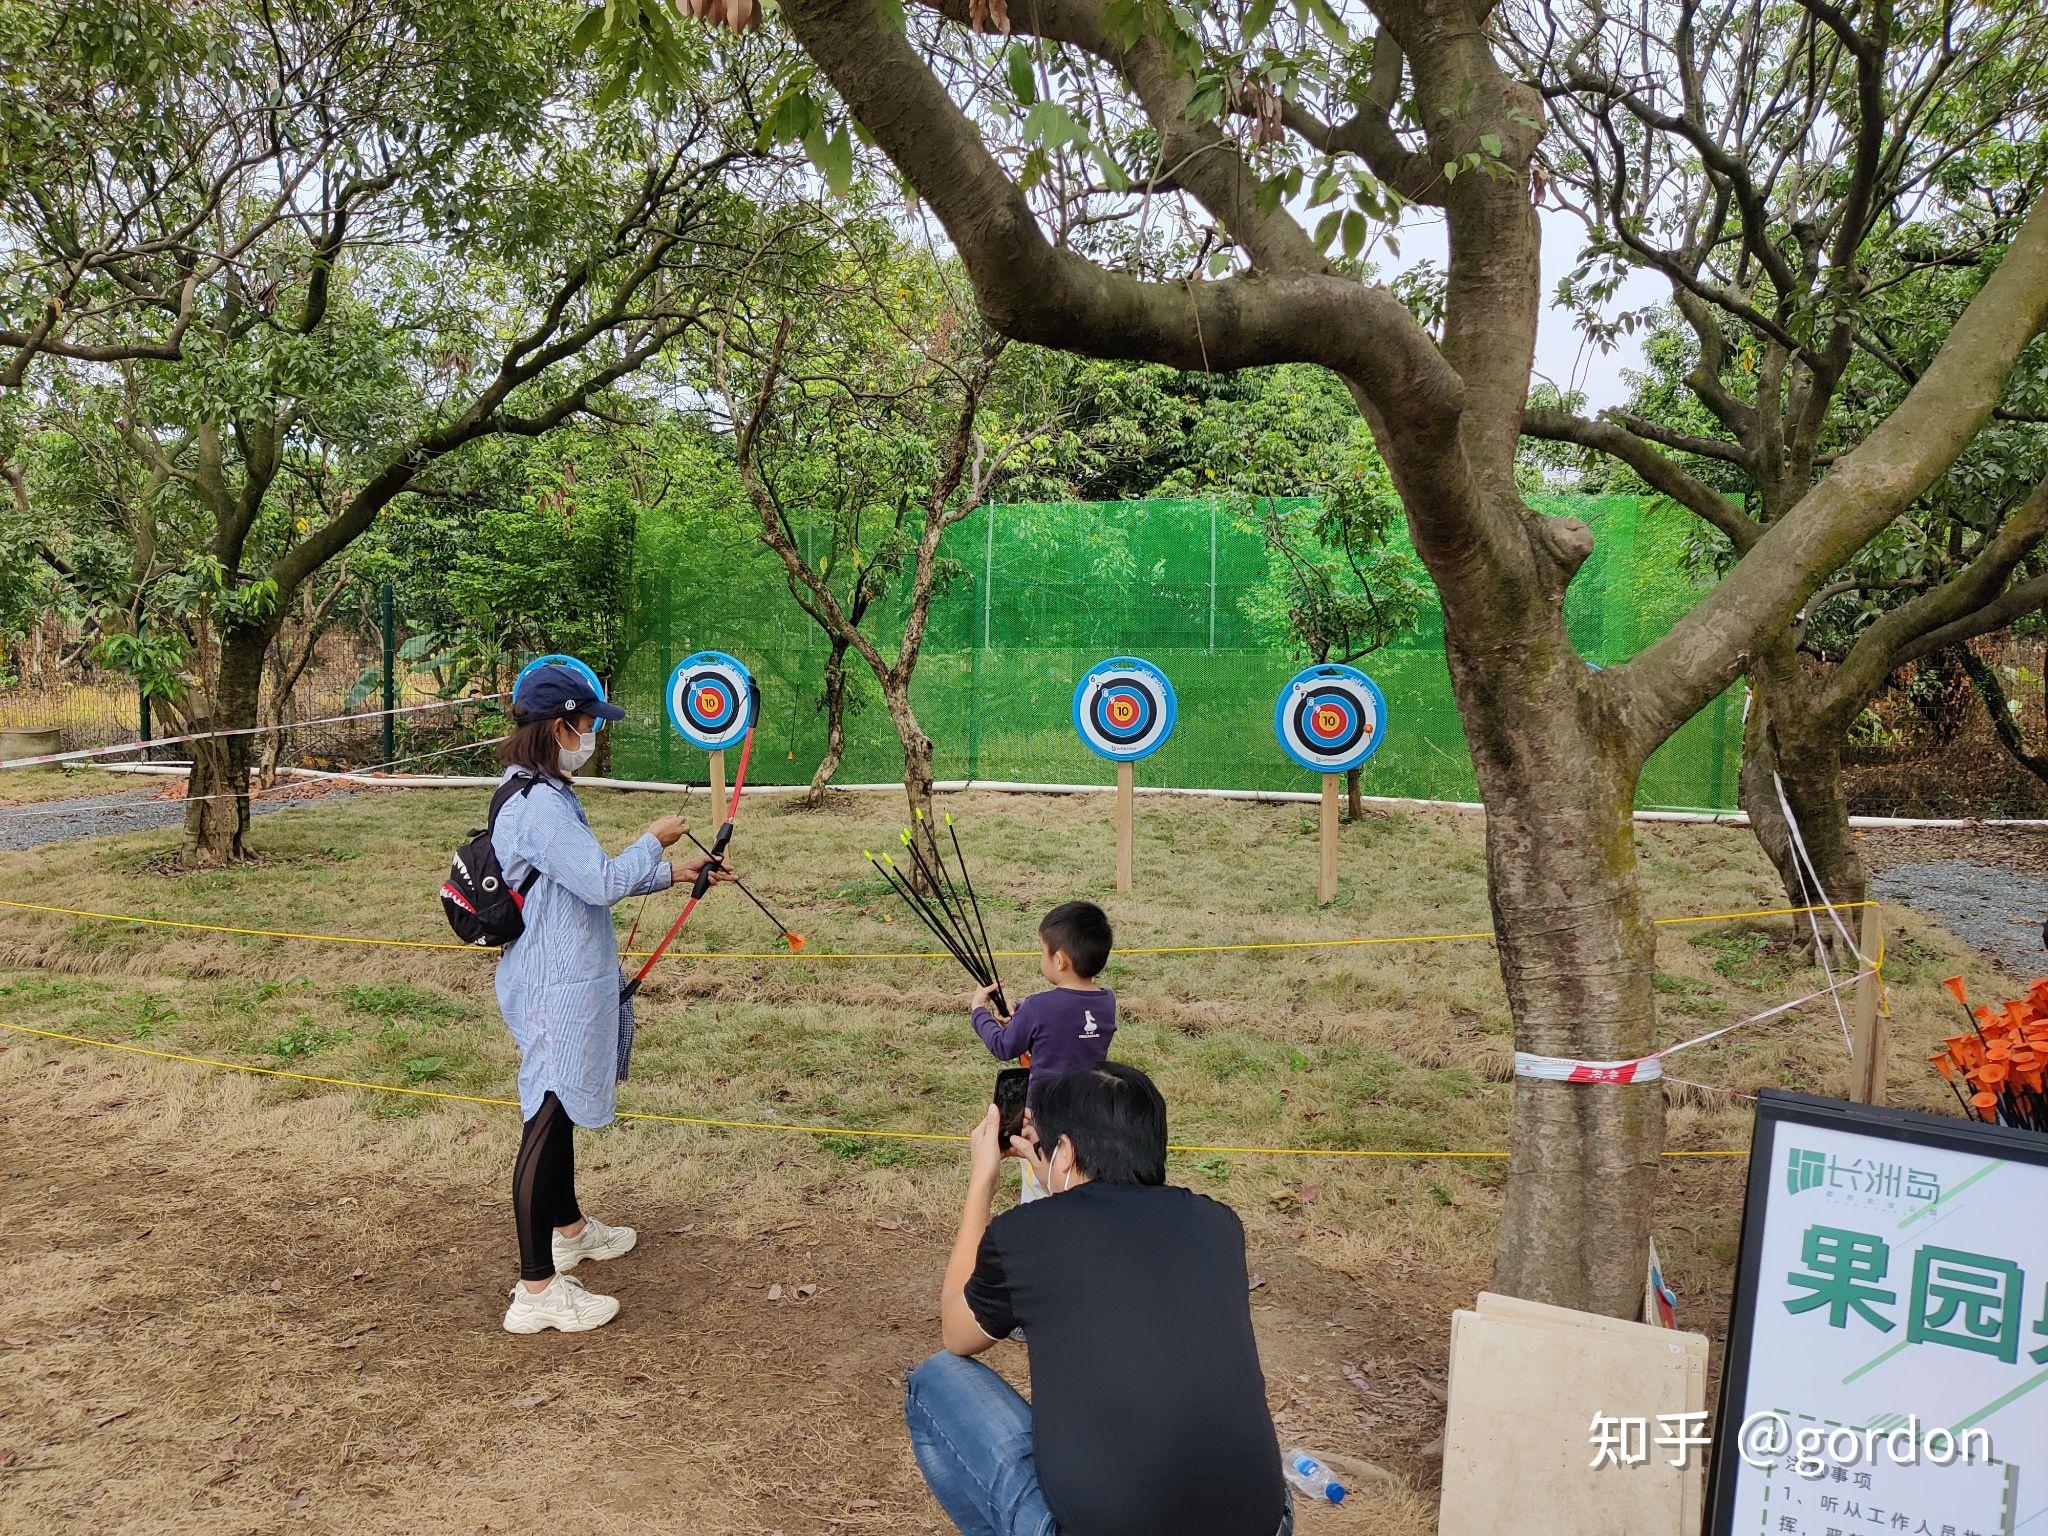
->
xmin=0 ymin=783 xmax=356 ymax=854
xmin=1873 ymin=858 xmax=2048 ymax=977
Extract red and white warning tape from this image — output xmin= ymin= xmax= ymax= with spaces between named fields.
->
xmin=1511 ymin=965 xmax=1876 ymax=1085
xmin=0 ymin=693 xmax=504 ymax=771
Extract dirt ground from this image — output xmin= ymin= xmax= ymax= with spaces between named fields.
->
xmin=0 ymin=1047 xmax=1444 ymax=1536
xmin=0 ymin=787 xmax=2024 ymax=1536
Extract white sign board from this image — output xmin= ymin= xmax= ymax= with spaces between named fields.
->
xmin=1710 ymin=1091 xmax=2048 ymax=1535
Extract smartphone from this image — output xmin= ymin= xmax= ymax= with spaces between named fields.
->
xmin=994 ymin=1067 xmax=1031 ymax=1147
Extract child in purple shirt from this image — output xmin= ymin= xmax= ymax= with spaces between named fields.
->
xmin=970 ymin=901 xmax=1115 ymax=1201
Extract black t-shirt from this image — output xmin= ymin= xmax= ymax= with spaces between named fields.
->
xmin=964 ymin=1182 xmax=1285 ymax=1536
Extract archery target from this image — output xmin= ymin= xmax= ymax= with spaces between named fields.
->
xmin=1072 ymin=656 xmax=1177 ymax=762
xmin=666 ymin=650 xmax=753 ymax=750
xmin=514 ymin=653 xmax=609 ymax=730
xmin=1274 ymin=664 xmax=1388 ymax=774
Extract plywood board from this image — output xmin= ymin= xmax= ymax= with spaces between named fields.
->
xmin=1475 ymin=1291 xmax=1707 ymax=1359
xmin=1440 ymin=1305 xmax=1706 ymax=1536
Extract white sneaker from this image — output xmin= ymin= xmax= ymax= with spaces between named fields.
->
xmin=552 ymin=1216 xmax=637 ymax=1273
xmin=502 ymin=1273 xmax=620 ymax=1334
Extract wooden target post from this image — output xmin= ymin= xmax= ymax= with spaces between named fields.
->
xmin=1116 ymin=761 xmax=1135 ymax=893
xmin=666 ymin=650 xmax=753 ymax=823
xmin=1319 ymin=774 xmax=1339 ymax=903
xmin=1848 ymin=901 xmax=1888 ymax=1105
xmin=1072 ymin=656 xmax=1177 ymax=897
xmin=1275 ymin=664 xmax=1389 ymax=906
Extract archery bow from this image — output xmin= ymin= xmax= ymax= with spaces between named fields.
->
xmin=620 ymin=687 xmax=770 ymax=1001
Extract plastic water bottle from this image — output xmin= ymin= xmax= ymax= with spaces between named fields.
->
xmin=1283 ymin=1448 xmax=1346 ymax=1505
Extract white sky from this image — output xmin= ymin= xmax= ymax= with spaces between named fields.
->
xmin=1378 ymin=206 xmax=1670 ymax=411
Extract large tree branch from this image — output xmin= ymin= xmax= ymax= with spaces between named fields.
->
xmin=1898 ymin=571 xmax=2048 ymax=670
xmin=1821 ymin=471 xmax=2048 ymax=724
xmin=776 ymin=0 xmax=1462 ymax=429
xmin=1522 ymin=406 xmax=1761 ymax=550
xmin=1616 ymin=193 xmax=2048 ymax=746
xmin=1957 ymin=647 xmax=2048 ymax=781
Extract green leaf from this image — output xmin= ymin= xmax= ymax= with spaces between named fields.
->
xmin=1005 ymin=44 xmax=1037 ymax=106
xmin=1312 ymin=209 xmax=1341 ymax=250
xmin=1341 ymin=209 xmax=1365 ymax=260
xmin=1102 ymin=0 xmax=1147 ymax=46
xmin=1022 ymin=99 xmax=1085 ymax=151
xmin=1295 ymin=0 xmax=1351 ymax=45
xmin=1245 ymin=0 xmax=1276 ymax=36
xmin=1480 ymin=133 xmax=1502 ymax=158
xmin=569 ymin=7 xmax=607 ymax=52
xmin=1091 ymin=144 xmax=1130 ymax=193
xmin=804 ymin=123 xmax=855 ymax=197
xmin=1442 ymin=158 xmax=1459 ymax=182
xmin=1310 ymin=168 xmax=1341 ymax=208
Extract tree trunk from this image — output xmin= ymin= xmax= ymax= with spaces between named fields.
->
xmin=1739 ymin=641 xmax=1867 ymax=955
xmin=182 ymin=628 xmax=267 ymax=866
xmin=806 ymin=640 xmax=852 ymax=806
xmin=1451 ymin=634 xmax=1666 ymax=1316
xmin=1344 ymin=765 xmax=1364 ymax=821
xmin=881 ymin=673 xmax=938 ymax=892
xmin=1959 ymin=647 xmax=2048 ymax=782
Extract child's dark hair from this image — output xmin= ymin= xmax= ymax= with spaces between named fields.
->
xmin=1030 ymin=1063 xmax=1167 ymax=1186
xmin=1039 ymin=900 xmax=1112 ymax=978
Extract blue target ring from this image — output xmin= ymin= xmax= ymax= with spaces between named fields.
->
xmin=514 ymin=653 xmax=609 ymax=730
xmin=1072 ymin=656 xmax=1177 ymax=762
xmin=1274 ymin=664 xmax=1387 ymax=774
xmin=666 ymin=650 xmax=754 ymax=751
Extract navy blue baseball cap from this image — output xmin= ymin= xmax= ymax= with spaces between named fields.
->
xmin=512 ymin=663 xmax=626 ymax=723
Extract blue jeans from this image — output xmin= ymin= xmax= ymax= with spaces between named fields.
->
xmin=904 ymin=1352 xmax=1060 ymax=1536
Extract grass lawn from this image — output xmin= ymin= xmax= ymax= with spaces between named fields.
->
xmin=0 ymin=764 xmax=157 ymax=805
xmin=0 ymin=784 xmax=1983 ymax=1534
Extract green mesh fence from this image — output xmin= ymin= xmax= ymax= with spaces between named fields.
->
xmin=609 ymin=495 xmax=1741 ymax=812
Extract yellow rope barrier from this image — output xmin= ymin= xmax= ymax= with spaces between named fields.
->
xmin=0 ymin=894 xmax=1853 ymax=1161
xmin=0 ymin=896 xmax=1877 ymax=964
xmin=0 ymin=1019 xmax=1748 ymax=1160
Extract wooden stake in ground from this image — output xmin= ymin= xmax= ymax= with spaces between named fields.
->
xmin=1071 ymin=656 xmax=1178 ymax=898
xmin=1115 ymin=761 xmax=1134 ymax=894
xmin=1849 ymin=902 xmax=1888 ymax=1105
xmin=1275 ymin=664 xmax=1389 ymax=907
xmin=1319 ymin=774 xmax=1339 ymax=904
xmin=708 ymin=748 xmax=725 ymax=828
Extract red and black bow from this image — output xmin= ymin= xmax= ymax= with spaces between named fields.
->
xmin=621 ymin=687 xmax=801 ymax=1000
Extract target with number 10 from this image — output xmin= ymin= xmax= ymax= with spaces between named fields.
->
xmin=1274 ymin=664 xmax=1388 ymax=774
xmin=666 ymin=650 xmax=754 ymax=750
xmin=1072 ymin=656 xmax=1178 ymax=762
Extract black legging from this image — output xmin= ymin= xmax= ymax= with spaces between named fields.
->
xmin=513 ymin=1092 xmax=582 ymax=1282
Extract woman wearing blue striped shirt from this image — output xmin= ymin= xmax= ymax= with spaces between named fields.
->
xmin=489 ymin=664 xmax=728 ymax=1334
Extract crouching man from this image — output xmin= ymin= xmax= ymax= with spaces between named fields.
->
xmin=905 ymin=1062 xmax=1291 ymax=1536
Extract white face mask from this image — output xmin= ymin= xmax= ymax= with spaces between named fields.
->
xmin=559 ymin=729 xmax=597 ymax=774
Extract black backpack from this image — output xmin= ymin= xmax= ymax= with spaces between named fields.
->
xmin=440 ymin=773 xmax=540 ymax=947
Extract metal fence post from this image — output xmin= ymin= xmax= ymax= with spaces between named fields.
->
xmin=381 ymin=580 xmax=396 ymax=762
xmin=1208 ymin=499 xmax=1217 ymax=652
xmin=657 ymin=572 xmax=673 ymax=779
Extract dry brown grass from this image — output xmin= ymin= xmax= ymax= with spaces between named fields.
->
xmin=0 ymin=785 xmax=2003 ymax=1534
xmin=0 ymin=767 xmax=151 ymax=806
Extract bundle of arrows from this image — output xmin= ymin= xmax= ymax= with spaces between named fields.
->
xmin=1930 ymin=974 xmax=2048 ymax=1133
xmin=864 ymin=809 xmax=1008 ymax=1016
